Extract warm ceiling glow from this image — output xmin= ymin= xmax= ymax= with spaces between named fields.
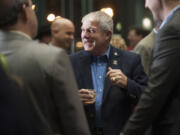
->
xmin=76 ymin=41 xmax=83 ymax=48
xmin=32 ymin=4 xmax=36 ymax=11
xmin=55 ymin=16 xmax=62 ymax=19
xmin=142 ymin=17 xmax=152 ymax=30
xmin=100 ymin=7 xmax=114 ymax=17
xmin=47 ymin=14 xmax=56 ymax=22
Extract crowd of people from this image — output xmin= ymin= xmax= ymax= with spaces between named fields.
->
xmin=0 ymin=0 xmax=180 ymax=135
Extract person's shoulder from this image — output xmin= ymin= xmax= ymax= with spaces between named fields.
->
xmin=70 ymin=50 xmax=86 ymax=60
xmin=26 ymin=40 xmax=65 ymax=54
xmin=114 ymin=50 xmax=142 ymax=69
xmin=112 ymin=46 xmax=139 ymax=58
xmin=138 ymin=31 xmax=154 ymax=45
xmin=70 ymin=50 xmax=85 ymax=56
xmin=161 ymin=9 xmax=180 ymax=33
xmin=134 ymin=31 xmax=154 ymax=51
xmin=110 ymin=47 xmax=140 ymax=65
xmin=123 ymin=50 xmax=140 ymax=59
xmin=22 ymin=40 xmax=67 ymax=64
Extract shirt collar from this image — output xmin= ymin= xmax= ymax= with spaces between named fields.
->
xmin=92 ymin=45 xmax=111 ymax=60
xmin=105 ymin=45 xmax=111 ymax=59
xmin=159 ymin=5 xmax=180 ymax=29
xmin=9 ymin=30 xmax=32 ymax=40
xmin=153 ymin=28 xmax=158 ymax=34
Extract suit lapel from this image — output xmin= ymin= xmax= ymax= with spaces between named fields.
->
xmin=103 ymin=46 xmax=123 ymax=103
xmin=79 ymin=51 xmax=94 ymax=89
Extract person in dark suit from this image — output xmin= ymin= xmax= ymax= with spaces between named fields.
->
xmin=0 ymin=61 xmax=38 ymax=135
xmin=70 ymin=11 xmax=147 ymax=135
xmin=0 ymin=0 xmax=90 ymax=135
xmin=123 ymin=0 xmax=180 ymax=135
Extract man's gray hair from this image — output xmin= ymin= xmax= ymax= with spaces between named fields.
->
xmin=82 ymin=11 xmax=114 ymax=33
xmin=0 ymin=0 xmax=28 ymax=28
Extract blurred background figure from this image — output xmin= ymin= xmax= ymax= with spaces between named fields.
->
xmin=110 ymin=35 xmax=127 ymax=51
xmin=50 ymin=17 xmax=75 ymax=54
xmin=36 ymin=25 xmax=51 ymax=44
xmin=127 ymin=26 xmax=149 ymax=51
xmin=133 ymin=22 xmax=161 ymax=76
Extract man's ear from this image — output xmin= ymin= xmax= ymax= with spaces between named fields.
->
xmin=105 ymin=30 xmax=112 ymax=41
xmin=51 ymin=29 xmax=58 ymax=36
xmin=19 ymin=4 xmax=28 ymax=23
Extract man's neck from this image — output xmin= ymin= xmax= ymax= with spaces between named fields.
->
xmin=3 ymin=24 xmax=32 ymax=39
xmin=50 ymin=40 xmax=59 ymax=48
xmin=10 ymin=30 xmax=32 ymax=39
xmin=162 ymin=2 xmax=180 ymax=20
xmin=91 ymin=45 xmax=109 ymax=56
xmin=50 ymin=40 xmax=67 ymax=50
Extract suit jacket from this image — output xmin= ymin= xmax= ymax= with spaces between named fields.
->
xmin=123 ymin=8 xmax=180 ymax=135
xmin=0 ymin=31 xmax=91 ymax=135
xmin=70 ymin=46 xmax=147 ymax=135
xmin=133 ymin=31 xmax=155 ymax=76
xmin=0 ymin=64 xmax=39 ymax=135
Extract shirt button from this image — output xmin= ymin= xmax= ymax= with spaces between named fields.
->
xmin=99 ymin=88 xmax=102 ymax=92
xmin=99 ymin=76 xmax=102 ymax=79
xmin=98 ymin=63 xmax=101 ymax=66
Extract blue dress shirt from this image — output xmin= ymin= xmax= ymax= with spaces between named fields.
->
xmin=91 ymin=46 xmax=111 ymax=127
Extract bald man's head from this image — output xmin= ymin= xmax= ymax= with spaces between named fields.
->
xmin=50 ymin=18 xmax=75 ymax=50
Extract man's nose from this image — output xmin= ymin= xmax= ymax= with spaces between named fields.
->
xmin=82 ymin=31 xmax=90 ymax=38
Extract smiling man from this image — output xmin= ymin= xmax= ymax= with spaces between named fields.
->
xmin=70 ymin=11 xmax=147 ymax=135
xmin=50 ymin=17 xmax=75 ymax=54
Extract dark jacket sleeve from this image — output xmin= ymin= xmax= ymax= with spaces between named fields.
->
xmin=126 ymin=54 xmax=148 ymax=104
xmin=123 ymin=22 xmax=180 ymax=135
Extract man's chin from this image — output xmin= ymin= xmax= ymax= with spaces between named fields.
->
xmin=84 ymin=45 xmax=94 ymax=51
xmin=84 ymin=48 xmax=93 ymax=52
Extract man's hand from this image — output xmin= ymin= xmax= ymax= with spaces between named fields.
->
xmin=106 ymin=67 xmax=128 ymax=88
xmin=78 ymin=89 xmax=96 ymax=105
